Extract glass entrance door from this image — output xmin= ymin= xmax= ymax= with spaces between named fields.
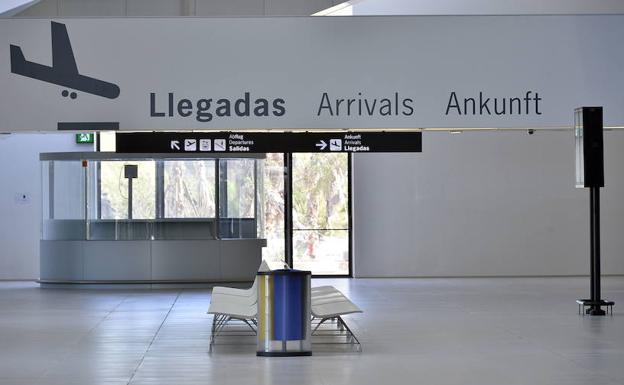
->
xmin=258 ymin=152 xmax=351 ymax=276
xmin=290 ymin=153 xmax=351 ymax=276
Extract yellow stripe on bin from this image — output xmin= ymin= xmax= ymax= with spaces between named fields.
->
xmin=258 ymin=275 xmax=274 ymax=342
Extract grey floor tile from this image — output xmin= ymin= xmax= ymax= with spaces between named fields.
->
xmin=0 ymin=277 xmax=622 ymax=385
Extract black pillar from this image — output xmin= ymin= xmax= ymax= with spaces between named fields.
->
xmin=588 ymin=186 xmax=605 ymax=315
xmin=575 ymin=106 xmax=613 ymax=316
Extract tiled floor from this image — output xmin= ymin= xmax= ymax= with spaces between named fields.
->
xmin=0 ymin=277 xmax=623 ymax=385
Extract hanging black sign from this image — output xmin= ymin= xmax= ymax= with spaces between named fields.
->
xmin=115 ymin=131 xmax=422 ymax=153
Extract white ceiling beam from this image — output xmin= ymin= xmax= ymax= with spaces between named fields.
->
xmin=0 ymin=0 xmax=41 ymax=17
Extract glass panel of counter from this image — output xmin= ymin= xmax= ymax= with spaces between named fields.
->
xmin=42 ymin=218 xmax=261 ymax=241
xmin=88 ymin=219 xmax=217 ymax=240
xmin=40 ymin=153 xmax=265 ymax=242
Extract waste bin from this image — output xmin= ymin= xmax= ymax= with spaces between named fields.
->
xmin=257 ymin=269 xmax=312 ymax=356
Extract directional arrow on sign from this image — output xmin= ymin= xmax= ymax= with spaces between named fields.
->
xmin=170 ymin=140 xmax=180 ymax=150
xmin=315 ymin=140 xmax=327 ymax=150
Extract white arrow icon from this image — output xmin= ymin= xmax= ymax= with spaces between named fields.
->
xmin=170 ymin=140 xmax=180 ymax=150
xmin=315 ymin=140 xmax=327 ymax=150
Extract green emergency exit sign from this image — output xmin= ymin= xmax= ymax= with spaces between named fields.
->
xmin=75 ymin=133 xmax=94 ymax=144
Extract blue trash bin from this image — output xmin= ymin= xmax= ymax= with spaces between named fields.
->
xmin=257 ymin=269 xmax=312 ymax=356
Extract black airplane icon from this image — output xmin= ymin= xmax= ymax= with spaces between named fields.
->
xmin=10 ymin=21 xmax=120 ymax=100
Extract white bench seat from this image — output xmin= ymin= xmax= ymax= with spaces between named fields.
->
xmin=208 ymin=261 xmax=362 ymax=352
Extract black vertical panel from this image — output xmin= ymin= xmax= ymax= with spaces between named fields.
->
xmin=214 ymin=160 xmax=220 ymax=239
xmin=578 ymin=107 xmax=605 ymax=188
xmin=284 ymin=153 xmax=293 ymax=269
xmin=347 ymin=153 xmax=353 ymax=278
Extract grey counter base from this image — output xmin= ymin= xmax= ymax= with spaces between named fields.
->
xmin=40 ymin=239 xmax=265 ymax=284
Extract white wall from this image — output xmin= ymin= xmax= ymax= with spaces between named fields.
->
xmin=0 ymin=133 xmax=87 ymax=279
xmin=4 ymin=131 xmax=623 ymax=280
xmin=3 ymin=0 xmax=336 ymax=280
xmin=352 ymin=0 xmax=624 ymax=15
xmin=5 ymin=2 xmax=624 ymax=279
xmin=353 ymin=130 xmax=624 ymax=277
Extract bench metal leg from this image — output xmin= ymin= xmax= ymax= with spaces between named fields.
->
xmin=311 ymin=316 xmax=362 ymax=352
xmin=209 ymin=314 xmax=258 ymax=352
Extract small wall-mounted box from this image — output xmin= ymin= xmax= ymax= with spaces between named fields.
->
xmin=15 ymin=192 xmax=31 ymax=204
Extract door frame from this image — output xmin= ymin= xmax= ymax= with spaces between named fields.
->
xmin=284 ymin=152 xmax=352 ymax=278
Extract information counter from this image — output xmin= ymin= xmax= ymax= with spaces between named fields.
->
xmin=39 ymin=152 xmax=266 ymax=284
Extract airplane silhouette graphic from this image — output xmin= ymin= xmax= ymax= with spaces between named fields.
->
xmin=10 ymin=21 xmax=120 ymax=100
